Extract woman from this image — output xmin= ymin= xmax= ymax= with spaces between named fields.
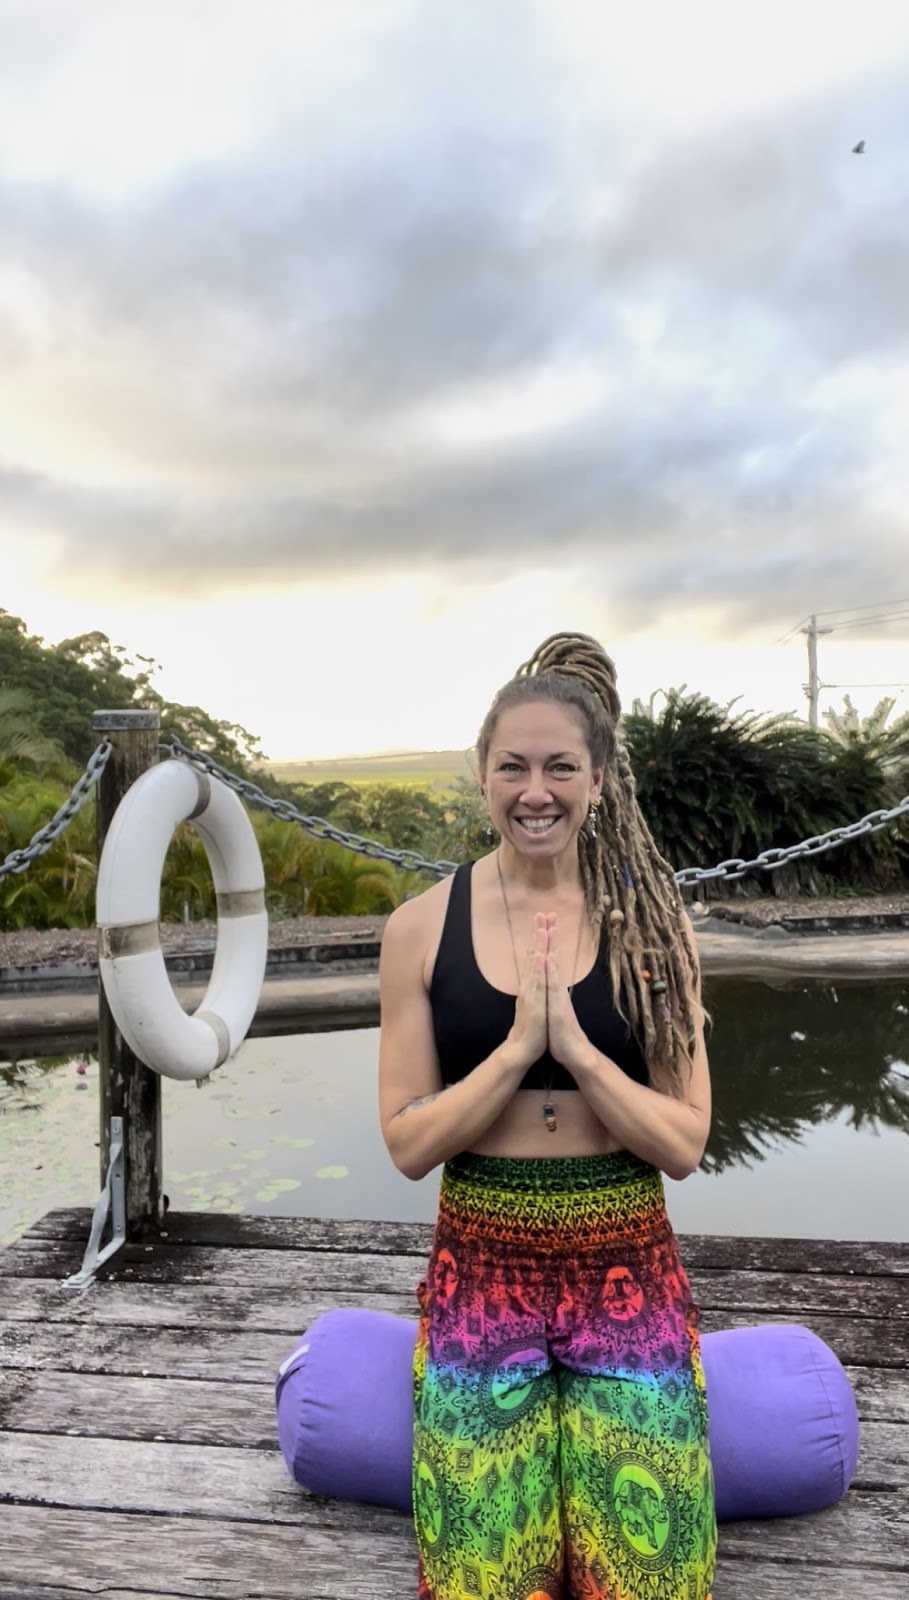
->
xmin=379 ymin=633 xmax=716 ymax=1600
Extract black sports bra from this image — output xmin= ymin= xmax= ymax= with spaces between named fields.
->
xmin=429 ymin=863 xmax=649 ymax=1091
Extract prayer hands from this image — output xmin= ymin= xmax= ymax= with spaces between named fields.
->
xmin=507 ymin=914 xmax=589 ymax=1070
xmin=507 ymin=913 xmax=551 ymax=1066
xmin=543 ymin=916 xmax=590 ymax=1068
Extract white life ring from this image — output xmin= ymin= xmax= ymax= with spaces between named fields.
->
xmin=96 ymin=760 xmax=268 ymax=1081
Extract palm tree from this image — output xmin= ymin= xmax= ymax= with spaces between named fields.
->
xmin=820 ymin=698 xmax=909 ymax=888
xmin=303 ymin=843 xmax=405 ymax=916
xmin=622 ymin=689 xmax=834 ymax=894
xmin=0 ymin=688 xmax=64 ymax=780
xmin=0 ymin=775 xmax=97 ymax=929
xmin=824 ymin=695 xmax=909 ymax=769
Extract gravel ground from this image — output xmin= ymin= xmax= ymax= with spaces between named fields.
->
xmin=0 ymin=915 xmax=388 ymax=970
xmin=2 ymin=895 xmax=908 ymax=969
xmin=701 ymin=892 xmax=909 ymax=928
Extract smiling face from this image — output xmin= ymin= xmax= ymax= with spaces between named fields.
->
xmin=481 ymin=700 xmax=603 ymax=857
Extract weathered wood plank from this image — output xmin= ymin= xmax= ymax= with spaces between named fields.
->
xmin=0 ymin=1504 xmax=414 ymax=1600
xmin=16 ymin=1207 xmax=909 ymax=1276
xmin=718 ymin=1485 xmax=909 ymax=1559
xmin=0 ymin=1368 xmax=275 ymax=1447
xmin=712 ymin=1565 xmax=909 ymax=1600
xmin=0 ymin=1276 xmax=417 ymax=1330
xmin=3 ymin=1574 xmax=904 ymax=1600
xmin=847 ymin=1365 xmax=909 ymax=1424
xmin=851 ymin=1427 xmax=909 ymax=1484
xmin=2 ymin=1428 xmax=908 ymax=1547
xmin=2 ymin=1342 xmax=904 ymax=1443
xmin=0 ymin=1238 xmax=431 ymax=1293
xmin=2 ymin=1307 xmax=905 ymax=1382
xmin=0 ymin=1318 xmax=356 ymax=1383
xmin=1 ymin=1356 xmax=902 ymax=1491
xmin=4 ymin=1239 xmax=907 ymax=1351
xmin=1 ymin=1265 xmax=905 ymax=1336
xmin=7 ymin=1568 xmax=897 ymax=1600
xmin=20 ymin=1206 xmax=434 ymax=1254
xmin=0 ymin=1503 xmax=904 ymax=1600
xmin=0 ymin=1429 xmax=325 ymax=1524
xmin=852 ymin=1421 xmax=909 ymax=1487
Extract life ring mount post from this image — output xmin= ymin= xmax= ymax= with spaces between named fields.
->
xmin=93 ymin=708 xmax=164 ymax=1239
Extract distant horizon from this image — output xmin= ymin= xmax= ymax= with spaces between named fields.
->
xmin=263 ymin=746 xmax=475 ymax=771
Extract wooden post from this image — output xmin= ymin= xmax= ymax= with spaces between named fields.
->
xmin=93 ymin=709 xmax=163 ymax=1237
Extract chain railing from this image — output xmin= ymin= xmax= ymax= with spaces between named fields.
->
xmin=2 ymin=733 xmax=907 ymax=891
xmin=165 ymin=737 xmax=909 ymax=889
xmin=672 ymin=794 xmax=909 ymax=886
xmin=163 ymin=737 xmax=461 ymax=877
xmin=0 ymin=740 xmax=112 ymax=885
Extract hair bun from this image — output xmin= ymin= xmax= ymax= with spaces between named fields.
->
xmin=517 ymin=632 xmax=620 ymax=721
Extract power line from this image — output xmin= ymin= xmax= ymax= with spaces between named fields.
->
xmin=777 ymin=598 xmax=909 ymax=645
xmin=815 ymin=610 xmax=909 ymax=633
xmin=777 ymin=608 xmax=909 ymax=646
xmin=813 ymin=596 xmax=909 ymax=619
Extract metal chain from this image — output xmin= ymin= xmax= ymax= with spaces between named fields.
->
xmin=162 ymin=737 xmax=460 ymax=878
xmin=673 ymin=792 xmax=909 ymax=886
xmin=4 ymin=734 xmax=906 ymax=891
xmin=165 ymin=737 xmax=909 ymax=887
xmin=0 ymin=740 xmax=113 ymax=884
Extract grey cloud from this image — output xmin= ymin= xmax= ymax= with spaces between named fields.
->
xmin=1 ymin=15 xmax=907 ymax=637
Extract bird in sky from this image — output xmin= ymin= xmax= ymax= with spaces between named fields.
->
xmin=852 ymin=140 xmax=866 ymax=153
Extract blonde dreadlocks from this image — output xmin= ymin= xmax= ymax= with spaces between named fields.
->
xmin=476 ymin=631 xmax=703 ymax=1094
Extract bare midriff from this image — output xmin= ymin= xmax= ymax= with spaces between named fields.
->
xmin=466 ymin=1086 xmax=626 ymax=1159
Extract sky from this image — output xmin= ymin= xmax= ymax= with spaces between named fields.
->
xmin=2 ymin=0 xmax=908 ymax=760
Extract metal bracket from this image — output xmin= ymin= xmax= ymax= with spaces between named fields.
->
xmin=62 ymin=1116 xmax=127 ymax=1290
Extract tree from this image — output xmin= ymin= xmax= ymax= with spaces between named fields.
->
xmin=622 ymin=687 xmax=907 ymax=895
xmin=0 ymin=688 xmax=65 ymax=782
xmin=0 ymin=611 xmax=264 ymax=775
xmin=824 ymin=696 xmax=909 ymax=776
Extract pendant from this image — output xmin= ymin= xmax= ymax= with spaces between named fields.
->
xmin=542 ymin=1101 xmax=558 ymax=1133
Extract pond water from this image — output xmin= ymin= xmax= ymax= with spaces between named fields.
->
xmin=2 ymin=977 xmax=908 ymax=1245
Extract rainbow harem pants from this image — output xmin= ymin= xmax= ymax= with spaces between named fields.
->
xmin=413 ymin=1151 xmax=716 ymax=1599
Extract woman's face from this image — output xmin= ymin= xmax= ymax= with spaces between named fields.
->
xmin=481 ymin=700 xmax=602 ymax=857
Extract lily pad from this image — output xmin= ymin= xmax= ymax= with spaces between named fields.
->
xmin=315 ymin=1165 xmax=349 ymax=1181
xmin=269 ymin=1136 xmax=315 ymax=1149
xmin=255 ymin=1178 xmax=303 ymax=1202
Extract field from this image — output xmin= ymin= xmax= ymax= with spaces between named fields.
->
xmin=264 ymin=748 xmax=475 ymax=791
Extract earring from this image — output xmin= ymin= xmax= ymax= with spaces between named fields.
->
xmin=485 ymin=824 xmax=495 ymax=845
xmin=587 ymin=803 xmax=598 ymax=840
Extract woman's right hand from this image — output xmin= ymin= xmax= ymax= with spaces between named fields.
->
xmin=506 ymin=912 xmax=551 ymax=1067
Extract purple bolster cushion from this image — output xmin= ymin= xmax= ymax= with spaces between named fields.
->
xmin=275 ymin=1310 xmax=859 ymax=1522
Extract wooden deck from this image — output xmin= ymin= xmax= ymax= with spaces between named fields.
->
xmin=1 ymin=1210 xmax=907 ymax=1600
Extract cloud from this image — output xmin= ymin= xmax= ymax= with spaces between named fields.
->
xmin=1 ymin=2 xmax=908 ymax=640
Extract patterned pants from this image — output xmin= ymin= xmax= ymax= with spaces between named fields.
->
xmin=413 ymin=1151 xmax=716 ymax=1599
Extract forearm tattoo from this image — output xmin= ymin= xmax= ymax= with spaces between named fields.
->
xmin=394 ymin=1090 xmax=445 ymax=1119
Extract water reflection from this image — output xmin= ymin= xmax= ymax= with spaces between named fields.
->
xmin=2 ymin=978 xmax=908 ymax=1243
xmin=702 ymin=978 xmax=909 ymax=1173
xmin=0 ymin=1053 xmax=80 ymax=1113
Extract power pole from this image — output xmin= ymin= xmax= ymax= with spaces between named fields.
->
xmin=801 ymin=614 xmax=833 ymax=729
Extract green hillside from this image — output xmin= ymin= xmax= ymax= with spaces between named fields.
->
xmin=265 ymin=749 xmax=475 ymax=790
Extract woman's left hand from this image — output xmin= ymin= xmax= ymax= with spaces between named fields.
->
xmin=545 ymin=918 xmax=593 ymax=1070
